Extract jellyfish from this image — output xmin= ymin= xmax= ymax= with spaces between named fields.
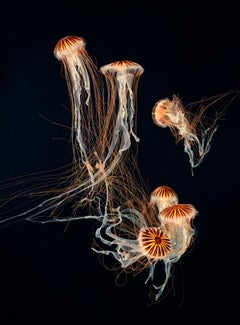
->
xmin=100 ymin=60 xmax=144 ymax=159
xmin=54 ymin=37 xmax=144 ymax=181
xmin=92 ymin=179 xmax=197 ymax=302
xmin=54 ymin=35 xmax=104 ymax=172
xmin=152 ymin=90 xmax=240 ymax=175
xmin=0 ymin=35 xmax=201 ymax=302
xmin=159 ymin=203 xmax=197 ymax=257
xmin=0 ymin=36 xmax=144 ymax=225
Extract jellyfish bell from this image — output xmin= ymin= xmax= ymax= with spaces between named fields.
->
xmin=152 ymin=96 xmax=185 ymax=129
xmin=138 ymin=227 xmax=172 ymax=260
xmin=159 ymin=203 xmax=197 ymax=225
xmin=100 ymin=60 xmax=144 ymax=77
xmin=150 ymin=185 xmax=178 ymax=214
xmin=152 ymin=98 xmax=172 ymax=128
xmin=53 ymin=35 xmax=86 ymax=60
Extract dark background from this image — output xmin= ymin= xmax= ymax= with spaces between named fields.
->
xmin=0 ymin=2 xmax=239 ymax=324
